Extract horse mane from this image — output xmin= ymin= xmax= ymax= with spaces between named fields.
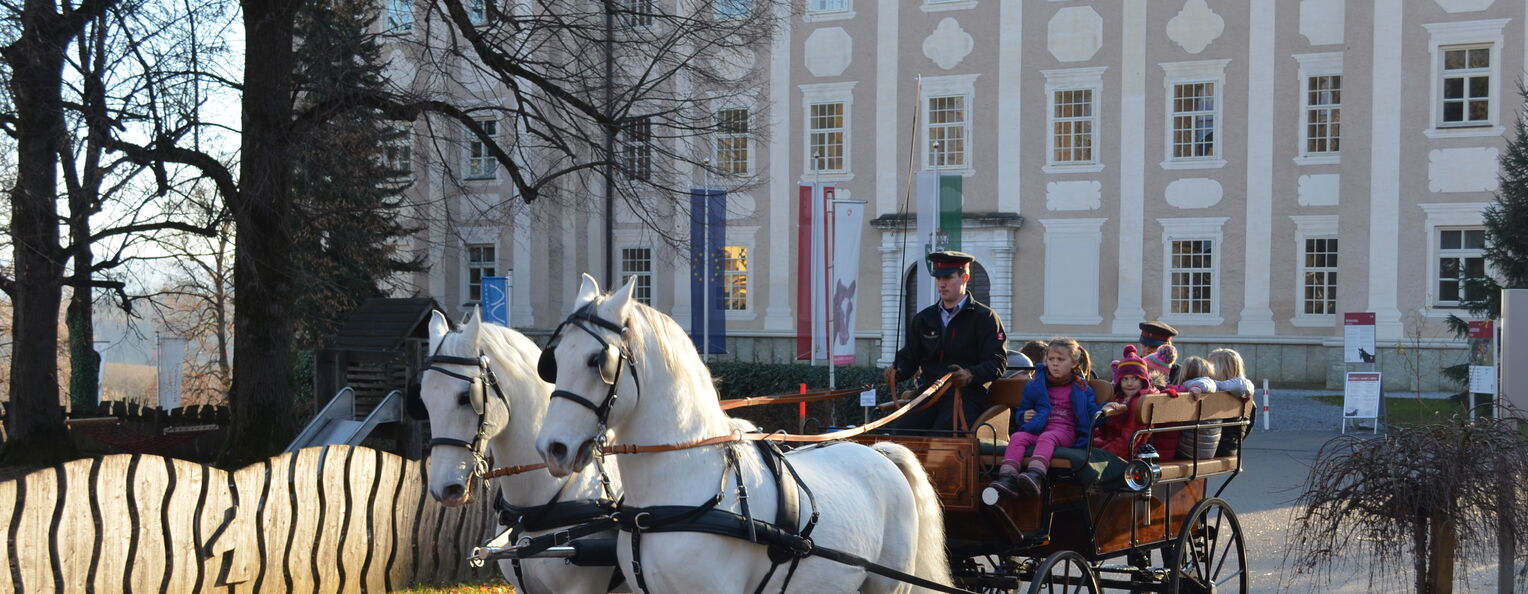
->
xmin=440 ymin=320 xmax=545 ymax=393
xmin=585 ymin=289 xmax=726 ymax=426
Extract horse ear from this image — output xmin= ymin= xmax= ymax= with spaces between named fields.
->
xmin=428 ymin=310 xmax=450 ymax=353
xmin=575 ymin=273 xmax=602 ymax=308
xmin=463 ymin=307 xmax=482 ymax=347
xmin=606 ymin=275 xmax=638 ymax=320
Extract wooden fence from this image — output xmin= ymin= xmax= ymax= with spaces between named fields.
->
xmin=0 ymin=445 xmax=500 ymax=593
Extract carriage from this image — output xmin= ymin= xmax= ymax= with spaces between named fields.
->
xmin=850 ymin=376 xmax=1255 ymax=593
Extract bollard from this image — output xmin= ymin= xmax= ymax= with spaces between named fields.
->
xmin=1261 ymin=379 xmax=1271 ymax=431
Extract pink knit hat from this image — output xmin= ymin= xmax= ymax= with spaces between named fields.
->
xmin=1113 ymin=345 xmax=1150 ymax=382
xmin=1144 ymin=344 xmax=1177 ymax=376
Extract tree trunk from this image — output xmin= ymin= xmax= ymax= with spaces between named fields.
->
xmin=1429 ymin=508 xmax=1457 ymax=594
xmin=0 ymin=0 xmax=88 ymax=465
xmin=1415 ymin=510 xmax=1431 ymax=594
xmin=1499 ymin=482 xmax=1516 ymax=594
xmin=65 ymin=292 xmax=99 ymax=410
xmin=217 ymin=0 xmax=304 ymax=468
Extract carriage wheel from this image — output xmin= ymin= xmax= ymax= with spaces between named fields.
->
xmin=1168 ymin=498 xmax=1248 ymax=593
xmin=1023 ymin=551 xmax=1099 ymax=594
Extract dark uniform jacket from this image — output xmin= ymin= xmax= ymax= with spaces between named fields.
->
xmin=891 ymin=294 xmax=1007 ymax=431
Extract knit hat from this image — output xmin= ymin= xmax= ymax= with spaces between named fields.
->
xmin=1144 ymin=343 xmax=1177 ymax=376
xmin=1113 ymin=345 xmax=1150 ymax=382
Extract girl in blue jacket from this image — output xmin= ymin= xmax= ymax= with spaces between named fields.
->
xmin=988 ymin=338 xmax=1118 ymax=499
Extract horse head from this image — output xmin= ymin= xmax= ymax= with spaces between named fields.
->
xmin=417 ymin=308 xmax=544 ymax=506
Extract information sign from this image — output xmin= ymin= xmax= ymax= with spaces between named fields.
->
xmin=1344 ymin=312 xmax=1377 ymax=363
xmin=1343 ymin=372 xmax=1382 ymax=419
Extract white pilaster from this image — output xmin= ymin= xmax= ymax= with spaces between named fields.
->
xmin=878 ymin=240 xmax=903 ymax=366
xmin=1367 ymin=0 xmax=1405 ymax=339
xmin=763 ymin=1 xmax=794 ymax=330
xmin=1111 ymin=0 xmax=1148 ymax=334
xmin=996 ymin=0 xmax=1022 ymax=215
xmin=511 ymin=206 xmax=534 ymax=326
xmin=1238 ymin=0 xmax=1276 ymax=335
xmin=874 ymin=0 xmax=899 ymax=217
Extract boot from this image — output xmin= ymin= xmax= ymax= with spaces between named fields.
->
xmin=1014 ymin=469 xmax=1044 ymax=498
xmin=987 ymin=465 xmax=1025 ymax=499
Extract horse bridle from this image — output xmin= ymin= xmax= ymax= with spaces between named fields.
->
xmin=411 ymin=340 xmax=510 ymax=473
xmin=538 ymin=303 xmax=641 ymax=430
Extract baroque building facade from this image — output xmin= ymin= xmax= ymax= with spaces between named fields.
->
xmin=385 ymin=0 xmax=1517 ymax=391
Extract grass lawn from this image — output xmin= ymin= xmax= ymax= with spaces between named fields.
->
xmin=391 ymin=580 xmax=512 ymax=594
xmin=1310 ymin=394 xmax=1477 ymax=428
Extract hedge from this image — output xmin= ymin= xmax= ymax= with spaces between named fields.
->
xmin=706 ymin=361 xmax=890 ymax=433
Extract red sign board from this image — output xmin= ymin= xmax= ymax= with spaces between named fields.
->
xmin=1345 ymin=312 xmax=1376 ymax=326
xmin=1468 ymin=320 xmax=1493 ymax=339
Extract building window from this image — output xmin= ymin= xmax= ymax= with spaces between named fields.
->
xmin=1170 ymin=81 xmax=1217 ymax=159
xmin=715 ymin=108 xmax=750 ymax=176
xmin=1304 ymin=75 xmax=1341 ymax=155
xmin=1301 ymin=237 xmax=1338 ymax=315
xmin=620 ymin=0 xmax=655 ymax=27
xmin=620 ymin=248 xmax=653 ymax=306
xmin=1168 ymin=239 xmax=1214 ymax=315
xmin=467 ymin=0 xmax=488 ymax=25
xmin=808 ymin=102 xmax=845 ymax=173
xmin=621 ymin=117 xmax=652 ymax=181
xmin=721 ymin=246 xmax=749 ymax=310
xmin=466 ymin=120 xmax=497 ymax=180
xmin=925 ymin=95 xmax=967 ymax=169
xmin=714 ymin=0 xmax=749 ymax=19
xmin=384 ymin=125 xmax=412 ymax=178
xmin=808 ymin=0 xmax=846 ymax=12
xmin=1436 ymin=228 xmax=1487 ymax=306
xmin=1441 ymin=46 xmax=1491 ymax=126
xmin=465 ymin=244 xmax=496 ymax=303
xmin=1051 ymin=88 xmax=1095 ymax=164
xmin=386 ymin=0 xmax=413 ymax=32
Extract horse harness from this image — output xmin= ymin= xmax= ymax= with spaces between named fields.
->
xmin=533 ymin=306 xmax=978 ymax=594
xmin=491 ymin=458 xmax=625 ymax=594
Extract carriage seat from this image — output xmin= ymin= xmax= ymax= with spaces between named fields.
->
xmin=975 ymin=378 xmax=1117 ymax=471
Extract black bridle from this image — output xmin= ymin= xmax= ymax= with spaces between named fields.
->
xmin=538 ymin=303 xmax=641 ymax=430
xmin=414 ymin=339 xmax=510 ymax=475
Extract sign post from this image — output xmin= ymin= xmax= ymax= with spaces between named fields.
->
xmin=1466 ymin=320 xmax=1496 ymax=420
xmin=1342 ymin=312 xmax=1381 ymax=431
xmin=1342 ymin=372 xmax=1382 ymax=434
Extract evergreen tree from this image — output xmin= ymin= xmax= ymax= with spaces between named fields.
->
xmin=288 ymin=0 xmax=423 ymax=349
xmin=1444 ymin=85 xmax=1528 ymax=387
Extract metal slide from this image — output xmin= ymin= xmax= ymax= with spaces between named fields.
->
xmin=285 ymin=387 xmax=403 ymax=453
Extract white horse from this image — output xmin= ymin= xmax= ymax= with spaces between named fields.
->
xmin=535 ymin=275 xmax=952 ymax=593
xmin=417 ymin=309 xmax=622 ymax=593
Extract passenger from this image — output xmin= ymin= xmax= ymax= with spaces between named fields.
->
xmin=1155 ymin=356 xmax=1216 ymax=460
xmin=1143 ymin=343 xmax=1178 ymax=390
xmin=1003 ymin=350 xmax=1036 ymax=382
xmin=1017 ymin=340 xmax=1049 ymax=372
xmin=986 ymin=338 xmax=1120 ymax=499
xmin=1092 ymin=346 xmax=1160 ymax=460
xmin=1195 ymin=348 xmax=1256 ymax=457
xmin=1138 ymin=321 xmax=1182 ymax=385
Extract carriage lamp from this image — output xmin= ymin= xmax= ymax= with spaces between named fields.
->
xmin=1124 ymin=444 xmax=1162 ymax=492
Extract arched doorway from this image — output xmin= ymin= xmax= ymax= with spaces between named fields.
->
xmin=900 ymin=261 xmax=991 ymax=327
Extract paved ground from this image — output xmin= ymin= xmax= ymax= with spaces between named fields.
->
xmin=1224 ymin=390 xmax=1516 ymax=593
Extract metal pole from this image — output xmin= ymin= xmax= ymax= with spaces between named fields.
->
xmin=602 ymin=1 xmax=615 ymax=288
xmin=816 ymin=152 xmax=835 ymax=395
xmin=702 ymin=158 xmax=712 ymax=361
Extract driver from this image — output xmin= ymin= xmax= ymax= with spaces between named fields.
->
xmin=886 ymin=250 xmax=1008 ymax=434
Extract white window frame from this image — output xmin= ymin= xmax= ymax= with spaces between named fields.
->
xmin=1160 ymin=59 xmax=1229 ymax=170
xmin=919 ymin=74 xmax=978 ymax=174
xmin=385 ymin=0 xmax=413 ymax=33
xmin=1420 ymin=202 xmax=1489 ymax=314
xmin=804 ymin=0 xmax=853 ymax=22
xmin=620 ymin=0 xmax=655 ymax=27
xmin=1042 ymin=67 xmax=1107 ymax=174
xmin=621 ymin=116 xmax=652 ymax=181
xmin=459 ymin=227 xmax=499 ymax=306
xmin=800 ymin=81 xmax=856 ymax=181
xmin=620 ymin=246 xmax=655 ymax=306
xmin=1157 ymin=217 xmax=1228 ymax=325
xmin=1290 ymin=215 xmax=1340 ymax=326
xmin=1293 ymin=52 xmax=1343 ymax=166
xmin=465 ymin=119 xmax=497 ymax=180
xmin=1423 ymin=19 xmax=1508 ymax=139
xmin=714 ymin=107 xmax=752 ymax=176
xmin=384 ymin=124 xmax=413 ymax=179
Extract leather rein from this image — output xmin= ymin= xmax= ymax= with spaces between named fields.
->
xmin=482 ymin=372 xmax=955 ymax=480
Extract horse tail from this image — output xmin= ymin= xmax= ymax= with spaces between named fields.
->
xmin=870 ymin=441 xmax=953 ymax=591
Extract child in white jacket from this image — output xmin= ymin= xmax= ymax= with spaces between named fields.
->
xmin=1176 ymin=349 xmax=1254 ymax=459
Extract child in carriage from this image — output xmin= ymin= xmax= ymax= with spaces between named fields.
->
xmin=987 ymin=338 xmax=1122 ymax=499
xmin=1092 ymin=345 xmax=1160 ymax=459
xmin=1176 ymin=348 xmax=1256 ymax=458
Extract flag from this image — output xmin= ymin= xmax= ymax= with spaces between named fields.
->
xmin=156 ymin=334 xmax=186 ymax=410
xmin=914 ymin=173 xmax=939 ymax=305
xmin=797 ymin=183 xmax=833 ymax=360
xmin=830 ymin=199 xmax=866 ymax=365
xmin=481 ymin=275 xmax=509 ymax=326
xmin=689 ymin=187 xmax=727 ymax=355
xmin=939 ymin=174 xmax=963 ymax=250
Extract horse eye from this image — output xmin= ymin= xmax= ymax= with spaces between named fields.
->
xmin=587 ymin=354 xmax=602 ymax=368
xmin=456 ymin=390 xmax=471 ymax=407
